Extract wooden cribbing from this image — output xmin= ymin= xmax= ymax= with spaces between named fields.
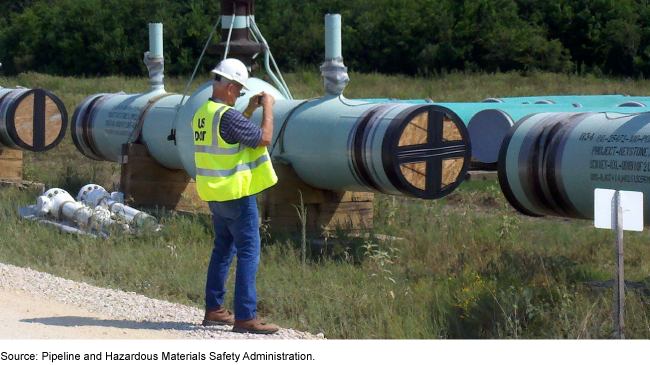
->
xmin=0 ymin=148 xmax=23 ymax=181
xmin=120 ymin=143 xmax=374 ymax=235
xmin=259 ymin=164 xmax=374 ymax=235
xmin=119 ymin=143 xmax=209 ymax=213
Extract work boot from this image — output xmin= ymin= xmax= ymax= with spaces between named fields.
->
xmin=202 ymin=306 xmax=235 ymax=326
xmin=233 ymin=316 xmax=279 ymax=334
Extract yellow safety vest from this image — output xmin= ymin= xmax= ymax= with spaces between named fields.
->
xmin=193 ymin=100 xmax=277 ymax=202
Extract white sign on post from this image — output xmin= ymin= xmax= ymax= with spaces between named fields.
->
xmin=594 ymin=189 xmax=644 ymax=231
xmin=594 ymin=188 xmax=643 ymax=340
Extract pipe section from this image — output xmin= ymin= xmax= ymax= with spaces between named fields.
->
xmin=481 ymin=95 xmax=647 ymax=107
xmin=0 ymin=87 xmax=67 ymax=152
xmin=278 ymin=100 xmax=470 ymax=199
xmin=499 ymin=111 xmax=650 ymax=224
xmin=468 ymin=105 xmax=650 ymax=164
xmin=325 ymin=14 xmax=342 ymax=59
xmin=70 ymin=90 xmax=183 ymax=162
xmin=71 ymin=15 xmax=471 ymax=200
xmin=358 ymin=98 xmax=650 ymax=163
xmin=74 ymin=76 xmax=471 ymax=199
xmin=149 ymin=23 xmax=163 ymax=57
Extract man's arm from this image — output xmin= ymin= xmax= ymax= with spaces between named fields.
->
xmin=242 ymin=92 xmax=275 ymax=148
xmin=257 ymin=93 xmax=275 ymax=147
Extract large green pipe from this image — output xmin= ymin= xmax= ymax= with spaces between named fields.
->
xmin=499 ymin=111 xmax=650 ymax=224
xmin=72 ymin=16 xmax=473 ymax=200
xmin=361 ymin=95 xmax=648 ymax=107
xmin=358 ymin=98 xmax=650 ymax=163
xmin=173 ymin=84 xmax=471 ymax=199
xmin=71 ymin=89 xmax=184 ymax=161
xmin=73 ymin=77 xmax=471 ymax=200
xmin=482 ymin=95 xmax=648 ymax=107
xmin=468 ymin=105 xmax=650 ymax=163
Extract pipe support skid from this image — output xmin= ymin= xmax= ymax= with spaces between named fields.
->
xmin=0 ymin=87 xmax=67 ymax=152
xmin=499 ymin=111 xmax=650 ymax=224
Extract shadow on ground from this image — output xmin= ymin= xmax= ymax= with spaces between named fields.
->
xmin=20 ymin=316 xmax=232 ymax=333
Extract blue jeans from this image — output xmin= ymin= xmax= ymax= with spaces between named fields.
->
xmin=205 ymin=195 xmax=260 ymax=321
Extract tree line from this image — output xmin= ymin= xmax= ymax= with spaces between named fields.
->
xmin=1 ymin=0 xmax=650 ymax=78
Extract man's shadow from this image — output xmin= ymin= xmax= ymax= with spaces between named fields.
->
xmin=21 ymin=316 xmax=231 ymax=333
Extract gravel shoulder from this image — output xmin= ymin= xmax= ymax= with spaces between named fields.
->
xmin=0 ymin=263 xmax=324 ymax=340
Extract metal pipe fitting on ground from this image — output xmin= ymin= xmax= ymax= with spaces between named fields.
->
xmin=77 ymin=184 xmax=158 ymax=230
xmin=35 ymin=188 xmax=121 ymax=232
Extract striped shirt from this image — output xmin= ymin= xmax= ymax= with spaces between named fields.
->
xmin=210 ymin=98 xmax=262 ymax=148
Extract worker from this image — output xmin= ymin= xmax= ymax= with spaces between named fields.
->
xmin=193 ymin=58 xmax=279 ymax=334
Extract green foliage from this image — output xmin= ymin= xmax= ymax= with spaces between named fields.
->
xmin=0 ymin=0 xmax=217 ymax=76
xmin=517 ymin=0 xmax=644 ymax=76
xmin=3 ymin=0 xmax=650 ymax=77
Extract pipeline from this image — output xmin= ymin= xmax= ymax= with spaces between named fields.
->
xmin=499 ymin=111 xmax=650 ymax=224
xmin=71 ymin=18 xmax=472 ymax=200
xmin=358 ymin=98 xmax=650 ymax=164
xmin=466 ymin=105 xmax=650 ymax=164
xmin=481 ymin=95 xmax=649 ymax=107
xmin=0 ymin=86 xmax=67 ymax=152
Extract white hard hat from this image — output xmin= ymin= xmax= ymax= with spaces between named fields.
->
xmin=211 ymin=58 xmax=249 ymax=90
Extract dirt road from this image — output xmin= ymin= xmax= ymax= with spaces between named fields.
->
xmin=0 ymin=288 xmax=178 ymax=339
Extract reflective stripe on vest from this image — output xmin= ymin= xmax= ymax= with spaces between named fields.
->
xmin=193 ymin=100 xmax=277 ymax=202
xmin=196 ymin=153 xmax=271 ymax=178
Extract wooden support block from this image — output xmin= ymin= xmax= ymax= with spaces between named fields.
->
xmin=260 ymin=164 xmax=374 ymax=236
xmin=0 ymin=149 xmax=23 ymax=181
xmin=119 ymin=144 xmax=374 ymax=234
xmin=119 ymin=143 xmax=209 ymax=213
xmin=466 ymin=170 xmax=498 ymax=181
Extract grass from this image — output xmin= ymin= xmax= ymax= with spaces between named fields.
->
xmin=2 ymin=70 xmax=650 ymax=338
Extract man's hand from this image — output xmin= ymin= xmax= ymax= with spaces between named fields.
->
xmin=243 ymin=92 xmax=274 ymax=119
xmin=260 ymin=92 xmax=275 ymax=108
